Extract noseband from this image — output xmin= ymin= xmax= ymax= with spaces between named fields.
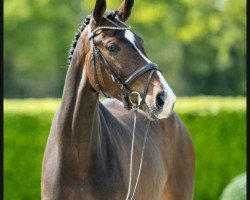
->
xmin=89 ymin=18 xmax=159 ymax=110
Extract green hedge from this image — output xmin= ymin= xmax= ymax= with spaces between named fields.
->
xmin=4 ymin=97 xmax=246 ymax=200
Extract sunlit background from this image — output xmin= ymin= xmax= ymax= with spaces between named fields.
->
xmin=4 ymin=0 xmax=246 ymax=97
xmin=4 ymin=0 xmax=246 ymax=199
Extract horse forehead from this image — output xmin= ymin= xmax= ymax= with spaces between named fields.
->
xmin=124 ymin=30 xmax=137 ymax=44
xmin=124 ymin=30 xmax=152 ymax=63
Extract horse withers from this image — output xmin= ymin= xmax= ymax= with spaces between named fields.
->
xmin=41 ymin=0 xmax=195 ymax=199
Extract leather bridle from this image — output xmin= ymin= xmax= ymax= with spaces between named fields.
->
xmin=88 ymin=18 xmax=159 ymax=110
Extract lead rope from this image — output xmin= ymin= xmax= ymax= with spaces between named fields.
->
xmin=125 ymin=110 xmax=151 ymax=200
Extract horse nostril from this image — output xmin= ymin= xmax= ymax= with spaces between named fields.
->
xmin=156 ymin=91 xmax=166 ymax=109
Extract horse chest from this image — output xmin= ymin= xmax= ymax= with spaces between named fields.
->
xmin=89 ymin=128 xmax=168 ymax=200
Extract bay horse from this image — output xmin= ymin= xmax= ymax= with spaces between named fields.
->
xmin=41 ymin=0 xmax=195 ymax=199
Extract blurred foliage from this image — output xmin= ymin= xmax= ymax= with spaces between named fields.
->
xmin=4 ymin=0 xmax=246 ymax=97
xmin=4 ymin=97 xmax=246 ymax=200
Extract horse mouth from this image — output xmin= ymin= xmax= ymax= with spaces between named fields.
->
xmin=142 ymin=103 xmax=161 ymax=121
xmin=142 ymin=100 xmax=174 ymax=120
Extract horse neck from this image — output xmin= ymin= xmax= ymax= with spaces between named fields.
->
xmin=56 ymin=37 xmax=101 ymax=170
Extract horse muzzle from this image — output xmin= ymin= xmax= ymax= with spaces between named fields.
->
xmin=156 ymin=90 xmax=176 ymax=119
xmin=144 ymin=91 xmax=175 ymax=120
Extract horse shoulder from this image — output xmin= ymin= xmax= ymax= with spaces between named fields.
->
xmin=42 ymin=108 xmax=87 ymax=199
xmin=42 ymin=109 xmax=60 ymax=198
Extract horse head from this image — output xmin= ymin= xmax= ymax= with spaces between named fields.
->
xmin=73 ymin=0 xmax=176 ymax=120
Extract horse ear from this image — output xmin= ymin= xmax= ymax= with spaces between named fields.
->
xmin=93 ymin=0 xmax=106 ymax=25
xmin=118 ymin=0 xmax=134 ymax=22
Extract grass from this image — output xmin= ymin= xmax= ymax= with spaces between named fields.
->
xmin=4 ymin=96 xmax=246 ymax=200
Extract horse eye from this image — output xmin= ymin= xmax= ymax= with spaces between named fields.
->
xmin=106 ymin=44 xmax=119 ymax=53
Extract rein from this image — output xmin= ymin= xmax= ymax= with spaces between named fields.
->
xmin=125 ymin=110 xmax=151 ymax=200
xmin=88 ymin=14 xmax=157 ymax=199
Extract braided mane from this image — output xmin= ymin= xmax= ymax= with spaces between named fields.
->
xmin=68 ymin=11 xmax=119 ymax=65
xmin=68 ymin=15 xmax=91 ymax=65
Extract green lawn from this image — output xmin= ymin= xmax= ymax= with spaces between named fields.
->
xmin=4 ymin=96 xmax=246 ymax=200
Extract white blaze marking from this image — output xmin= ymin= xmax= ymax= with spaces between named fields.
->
xmin=156 ymin=71 xmax=176 ymax=119
xmin=124 ymin=30 xmax=152 ymax=63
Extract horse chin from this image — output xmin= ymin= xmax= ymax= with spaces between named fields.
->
xmin=143 ymin=103 xmax=174 ymax=121
xmin=142 ymin=104 xmax=159 ymax=121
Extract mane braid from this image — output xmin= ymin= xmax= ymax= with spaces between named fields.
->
xmin=68 ymin=15 xmax=91 ymax=65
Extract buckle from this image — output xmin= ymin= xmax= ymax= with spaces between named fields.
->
xmin=129 ymin=91 xmax=142 ymax=110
